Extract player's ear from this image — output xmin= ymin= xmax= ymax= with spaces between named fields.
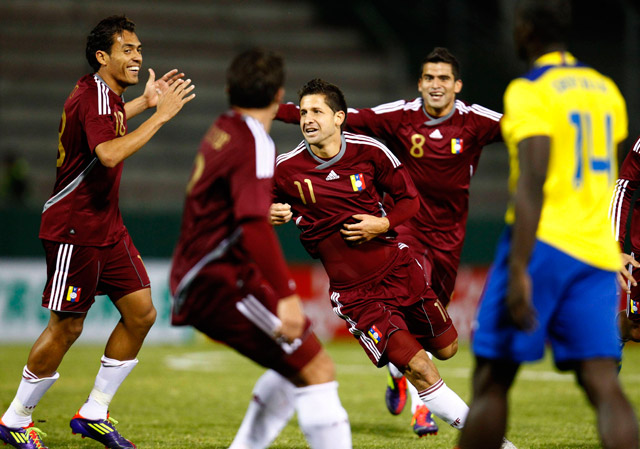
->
xmin=454 ymin=79 xmax=463 ymax=94
xmin=95 ymin=50 xmax=109 ymax=67
xmin=274 ymin=87 xmax=285 ymax=104
xmin=334 ymin=110 xmax=345 ymax=128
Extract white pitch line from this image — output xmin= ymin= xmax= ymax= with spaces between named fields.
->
xmin=165 ymin=352 xmax=640 ymax=383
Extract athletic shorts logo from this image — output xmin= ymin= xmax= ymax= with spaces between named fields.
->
xmin=350 ymin=173 xmax=366 ymax=191
xmin=368 ymin=325 xmax=382 ymax=344
xmin=66 ymin=286 xmax=81 ymax=302
xmin=451 ymin=138 xmax=464 ymax=154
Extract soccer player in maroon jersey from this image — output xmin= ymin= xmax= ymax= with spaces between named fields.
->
xmin=276 ymin=47 xmax=502 ymax=436
xmin=0 ymin=15 xmax=195 ymax=449
xmin=169 ymin=51 xmax=351 ymax=449
xmin=610 ymin=136 xmax=640 ymax=345
xmin=261 ymin=78 xmax=471 ymax=435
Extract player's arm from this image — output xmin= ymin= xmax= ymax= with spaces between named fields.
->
xmin=240 ymin=217 xmax=304 ymax=341
xmin=507 ymin=135 xmax=549 ymax=331
xmin=95 ymin=77 xmax=195 ymax=167
xmin=341 ymin=158 xmax=418 ymax=244
xmin=124 ymin=69 xmax=186 ymax=119
xmin=470 ymin=104 xmax=504 ymax=145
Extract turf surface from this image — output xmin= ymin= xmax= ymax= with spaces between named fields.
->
xmin=1 ymin=339 xmax=638 ymax=448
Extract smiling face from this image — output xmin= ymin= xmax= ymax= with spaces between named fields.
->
xmin=299 ymin=93 xmax=344 ymax=151
xmin=417 ymin=62 xmax=462 ymax=117
xmin=96 ymin=30 xmax=142 ymax=95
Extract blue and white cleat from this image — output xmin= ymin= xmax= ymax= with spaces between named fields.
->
xmin=70 ymin=413 xmax=136 ymax=449
xmin=0 ymin=420 xmax=48 ymax=449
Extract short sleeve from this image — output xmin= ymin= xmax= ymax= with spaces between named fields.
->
xmin=501 ymin=79 xmax=551 ymax=145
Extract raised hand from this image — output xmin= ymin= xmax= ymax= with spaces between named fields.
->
xmin=142 ymin=68 xmax=186 ymax=109
xmin=155 ymin=76 xmax=196 ymax=121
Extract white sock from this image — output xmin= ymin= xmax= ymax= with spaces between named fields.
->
xmin=408 ymin=381 xmax=422 ymax=414
xmin=1 ymin=366 xmax=59 ymax=428
xmin=418 ymin=378 xmax=469 ymax=429
xmin=295 ymin=381 xmax=352 ymax=449
xmin=229 ymin=370 xmax=295 ymax=449
xmin=388 ymin=363 xmax=403 ymax=378
xmin=78 ymin=355 xmax=138 ymax=420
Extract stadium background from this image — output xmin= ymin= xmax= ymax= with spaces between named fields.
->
xmin=1 ymin=0 xmax=639 ymax=343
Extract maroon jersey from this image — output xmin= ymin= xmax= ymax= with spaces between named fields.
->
xmin=278 ymin=98 xmax=502 ymax=252
xmin=273 ymin=132 xmax=417 ymax=286
xmin=39 ymin=74 xmax=127 ymax=246
xmin=611 ymin=136 xmax=640 ymax=252
xmin=170 ymin=110 xmax=294 ymax=304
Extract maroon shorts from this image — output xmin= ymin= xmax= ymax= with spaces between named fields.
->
xmin=41 ymin=232 xmax=150 ymax=313
xmin=172 ymin=261 xmax=322 ymax=378
xmin=397 ymin=233 xmax=461 ymax=307
xmin=329 ymin=247 xmax=458 ymax=367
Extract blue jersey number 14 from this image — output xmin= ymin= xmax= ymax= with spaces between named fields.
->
xmin=570 ymin=111 xmax=613 ymax=188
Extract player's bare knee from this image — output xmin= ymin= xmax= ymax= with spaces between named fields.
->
xmin=295 ymin=349 xmax=336 ymax=386
xmin=405 ymin=350 xmax=440 ymax=387
xmin=432 ymin=339 xmax=458 ymax=360
xmin=50 ymin=312 xmax=85 ymax=344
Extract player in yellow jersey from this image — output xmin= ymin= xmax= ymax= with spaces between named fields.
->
xmin=458 ymin=1 xmax=638 ymax=448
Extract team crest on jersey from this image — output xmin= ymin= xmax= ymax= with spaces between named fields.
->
xmin=66 ymin=286 xmax=81 ymax=302
xmin=368 ymin=325 xmax=382 ymax=344
xmin=451 ymin=138 xmax=464 ymax=154
xmin=350 ymin=173 xmax=366 ymax=191
xmin=630 ymin=298 xmax=639 ymax=316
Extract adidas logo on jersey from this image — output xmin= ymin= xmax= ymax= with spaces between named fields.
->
xmin=326 ymin=170 xmax=340 ymax=181
xmin=429 ymin=129 xmax=443 ymax=139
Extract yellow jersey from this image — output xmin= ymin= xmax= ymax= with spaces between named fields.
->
xmin=501 ymin=51 xmax=627 ymax=271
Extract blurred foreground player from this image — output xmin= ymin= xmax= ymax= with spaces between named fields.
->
xmin=459 ymin=1 xmax=638 ymax=448
xmin=0 ymin=15 xmax=195 ymax=449
xmin=277 ymin=47 xmax=502 ymax=436
xmin=169 ymin=50 xmax=351 ymax=449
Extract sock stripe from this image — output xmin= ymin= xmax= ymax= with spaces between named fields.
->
xmin=22 ymin=367 xmax=38 ymax=381
xmin=418 ymin=378 xmax=444 ymax=398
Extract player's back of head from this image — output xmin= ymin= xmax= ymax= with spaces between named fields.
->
xmin=227 ymin=48 xmax=285 ymax=109
xmin=516 ymin=0 xmax=571 ymax=46
xmin=86 ymin=15 xmax=136 ymax=72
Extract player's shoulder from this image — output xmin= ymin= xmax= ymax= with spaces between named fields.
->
xmin=344 ymin=132 xmax=401 ymax=166
xmin=454 ymin=99 xmax=502 ymax=122
xmin=276 ymin=141 xmax=306 ymax=167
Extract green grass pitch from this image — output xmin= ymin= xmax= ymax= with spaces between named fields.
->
xmin=1 ymin=339 xmax=638 ymax=448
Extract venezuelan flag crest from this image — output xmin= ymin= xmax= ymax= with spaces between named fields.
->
xmin=350 ymin=173 xmax=366 ymax=191
xmin=451 ymin=138 xmax=464 ymax=154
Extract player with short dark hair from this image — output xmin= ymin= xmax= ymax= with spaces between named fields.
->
xmin=170 ymin=53 xmax=351 ymax=449
xmin=0 ymin=14 xmax=195 ymax=449
xmin=276 ymin=46 xmax=502 ymax=436
xmin=242 ymin=77 xmax=472 ymax=438
xmin=458 ymin=1 xmax=638 ymax=448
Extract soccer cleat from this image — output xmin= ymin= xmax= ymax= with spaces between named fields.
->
xmin=0 ymin=420 xmax=48 ymax=449
xmin=385 ymin=372 xmax=408 ymax=415
xmin=70 ymin=413 xmax=136 ymax=449
xmin=411 ymin=404 xmax=438 ymax=437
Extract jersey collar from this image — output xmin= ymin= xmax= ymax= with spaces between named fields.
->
xmin=533 ymin=51 xmax=578 ymax=68
xmin=422 ymin=98 xmax=458 ymax=126
xmin=305 ymin=134 xmax=347 ymax=169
